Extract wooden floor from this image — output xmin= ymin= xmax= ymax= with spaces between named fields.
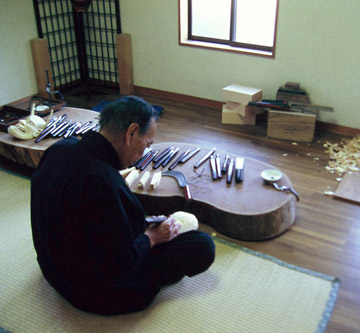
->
xmin=2 ymin=85 xmax=359 ymax=332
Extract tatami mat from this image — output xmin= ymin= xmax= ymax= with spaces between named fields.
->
xmin=0 ymin=168 xmax=339 ymax=333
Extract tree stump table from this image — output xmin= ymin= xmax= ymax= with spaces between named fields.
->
xmin=131 ymin=142 xmax=296 ymax=241
xmin=0 ymin=107 xmax=99 ymax=168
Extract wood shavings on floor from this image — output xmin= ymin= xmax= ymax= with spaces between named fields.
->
xmin=323 ymin=134 xmax=360 ymax=175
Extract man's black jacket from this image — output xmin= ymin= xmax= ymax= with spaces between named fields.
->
xmin=31 ymin=131 xmax=158 ymax=314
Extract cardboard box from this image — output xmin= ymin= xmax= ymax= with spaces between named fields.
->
xmin=267 ymin=110 xmax=316 ymax=142
xmin=222 ymin=105 xmax=256 ymax=125
xmin=222 ymin=84 xmax=262 ymax=104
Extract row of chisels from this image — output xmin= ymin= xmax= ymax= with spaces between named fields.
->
xmin=35 ymin=112 xmax=99 ymax=143
xmin=132 ymin=146 xmax=201 ymax=171
xmin=210 ymin=154 xmax=244 ymax=184
xmin=132 ymin=145 xmax=245 ymax=185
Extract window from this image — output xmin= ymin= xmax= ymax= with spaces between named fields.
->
xmin=179 ymin=0 xmax=279 ymax=58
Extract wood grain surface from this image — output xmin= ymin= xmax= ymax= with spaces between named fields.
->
xmin=334 ymin=172 xmax=360 ymax=204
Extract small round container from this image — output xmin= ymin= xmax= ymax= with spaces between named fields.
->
xmin=35 ymin=105 xmax=49 ymax=112
xmin=261 ymin=169 xmax=282 ymax=182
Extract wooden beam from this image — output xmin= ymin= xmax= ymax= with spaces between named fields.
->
xmin=116 ymin=34 xmax=134 ymax=95
xmin=31 ymin=38 xmax=53 ymax=98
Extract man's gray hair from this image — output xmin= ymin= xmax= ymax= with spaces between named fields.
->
xmin=99 ymin=96 xmax=156 ymax=135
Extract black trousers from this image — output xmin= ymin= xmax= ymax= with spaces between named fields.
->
xmin=47 ymin=230 xmax=215 ymax=315
xmin=150 ymin=230 xmax=216 ymax=286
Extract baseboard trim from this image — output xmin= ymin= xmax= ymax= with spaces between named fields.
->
xmin=134 ymin=86 xmax=360 ymax=137
xmin=134 ymin=86 xmax=223 ymax=109
xmin=315 ymin=121 xmax=360 ymax=137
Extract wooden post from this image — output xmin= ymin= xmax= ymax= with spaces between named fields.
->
xmin=116 ymin=34 xmax=134 ymax=95
xmin=31 ymin=38 xmax=53 ymax=97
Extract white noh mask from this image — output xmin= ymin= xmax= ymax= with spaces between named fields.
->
xmin=8 ymin=104 xmax=53 ymax=140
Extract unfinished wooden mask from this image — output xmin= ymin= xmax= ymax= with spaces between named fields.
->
xmin=8 ymin=104 xmax=53 ymax=140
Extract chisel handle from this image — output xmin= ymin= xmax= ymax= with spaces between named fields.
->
xmin=184 ymin=184 xmax=192 ymax=200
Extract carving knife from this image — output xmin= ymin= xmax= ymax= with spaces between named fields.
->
xmin=35 ymin=115 xmax=65 ymax=143
xmin=153 ymin=149 xmax=173 ymax=169
xmin=140 ymin=150 xmax=158 ymax=171
xmin=51 ymin=121 xmax=71 ymax=137
xmin=37 ymin=118 xmax=65 ymax=141
xmin=221 ymin=154 xmax=230 ymax=174
xmin=162 ymin=147 xmax=180 ymax=167
xmin=49 ymin=113 xmax=68 ymax=134
xmin=194 ymin=148 xmax=216 ymax=169
xmin=145 ymin=215 xmax=168 ymax=225
xmin=75 ymin=121 xmax=92 ymax=135
xmin=134 ymin=148 xmax=153 ymax=169
xmin=226 ymin=158 xmax=235 ymax=184
xmin=235 ymin=157 xmax=244 ymax=183
xmin=153 ymin=146 xmax=173 ymax=164
xmin=180 ymin=147 xmax=201 ymax=163
xmin=215 ymin=154 xmax=221 ymax=179
xmin=54 ymin=121 xmax=73 ymax=137
xmin=168 ymin=149 xmax=190 ymax=170
xmin=81 ymin=123 xmax=99 ymax=134
xmin=209 ymin=155 xmax=218 ymax=180
xmin=64 ymin=122 xmax=82 ymax=138
xmin=162 ymin=170 xmax=192 ymax=200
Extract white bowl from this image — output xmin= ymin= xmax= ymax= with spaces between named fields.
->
xmin=261 ymin=169 xmax=282 ymax=182
xmin=35 ymin=105 xmax=49 ymax=112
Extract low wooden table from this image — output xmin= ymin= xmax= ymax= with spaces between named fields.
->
xmin=132 ymin=142 xmax=296 ymax=241
xmin=0 ymin=107 xmax=99 ymax=168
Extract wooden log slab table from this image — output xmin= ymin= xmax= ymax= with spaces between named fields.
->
xmin=131 ymin=142 xmax=297 ymax=241
xmin=0 ymin=107 xmax=100 ymax=168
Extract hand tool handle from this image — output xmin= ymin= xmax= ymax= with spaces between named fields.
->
xmin=75 ymin=121 xmax=92 ymax=135
xmin=35 ymin=123 xmax=56 ymax=143
xmin=162 ymin=147 xmax=179 ymax=167
xmin=135 ymin=149 xmax=153 ymax=169
xmin=194 ymin=148 xmax=216 ymax=169
xmin=140 ymin=151 xmax=158 ymax=171
xmin=169 ymin=149 xmax=190 ymax=170
xmin=145 ymin=216 xmax=168 ymax=225
xmin=215 ymin=154 xmax=221 ymax=179
xmin=221 ymin=154 xmax=229 ymax=174
xmin=153 ymin=149 xmax=172 ymax=169
xmin=184 ymin=184 xmax=192 ymax=200
xmin=181 ymin=147 xmax=201 ymax=163
xmin=153 ymin=147 xmax=172 ymax=163
xmin=226 ymin=159 xmax=234 ymax=184
xmin=235 ymin=169 xmax=243 ymax=183
xmin=209 ymin=155 xmax=217 ymax=180
xmin=248 ymin=101 xmax=291 ymax=111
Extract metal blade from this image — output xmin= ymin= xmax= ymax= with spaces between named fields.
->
xmin=162 ymin=170 xmax=187 ymax=187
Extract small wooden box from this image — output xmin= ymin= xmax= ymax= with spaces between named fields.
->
xmin=267 ymin=110 xmax=316 ymax=142
xmin=225 ymin=101 xmax=263 ymax=117
xmin=222 ymin=105 xmax=256 ymax=125
xmin=222 ymin=84 xmax=262 ymax=104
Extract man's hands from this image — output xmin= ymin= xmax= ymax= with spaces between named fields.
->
xmin=144 ymin=215 xmax=181 ymax=247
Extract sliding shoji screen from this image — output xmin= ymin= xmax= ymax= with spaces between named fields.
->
xmin=84 ymin=0 xmax=120 ymax=88
xmin=33 ymin=0 xmax=121 ymax=90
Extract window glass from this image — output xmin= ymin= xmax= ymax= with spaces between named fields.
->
xmin=191 ymin=0 xmax=232 ymax=40
xmin=235 ymin=0 xmax=277 ymax=47
xmin=179 ymin=0 xmax=279 ymax=57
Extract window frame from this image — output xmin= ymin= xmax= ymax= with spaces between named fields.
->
xmin=179 ymin=0 xmax=279 ymax=58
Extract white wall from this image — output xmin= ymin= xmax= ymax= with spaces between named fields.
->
xmin=0 ymin=0 xmax=38 ymax=105
xmin=120 ymin=0 xmax=360 ymax=129
xmin=1 ymin=0 xmax=359 ymax=129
